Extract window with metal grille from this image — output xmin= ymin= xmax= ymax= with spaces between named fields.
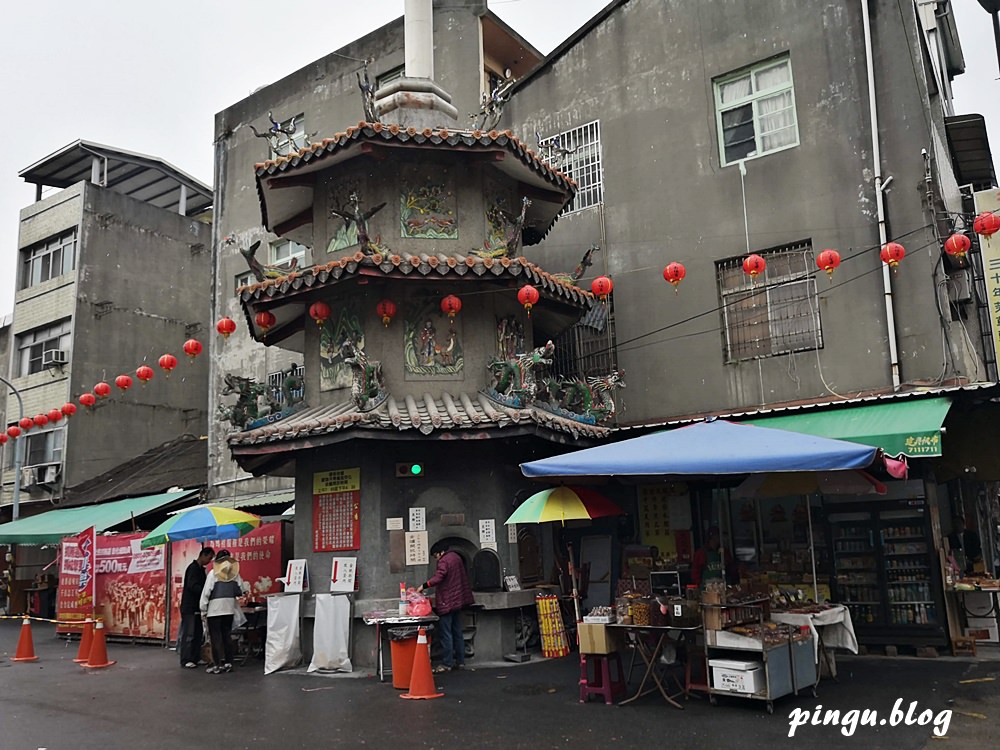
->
xmin=269 ymin=239 xmax=307 ymax=267
xmin=717 ymin=241 xmax=821 ymax=362
xmin=714 ymin=56 xmax=798 ymax=167
xmin=16 ymin=319 xmax=71 ymax=376
xmin=551 ymin=304 xmax=617 ymax=380
xmin=542 ymin=120 xmax=603 ymax=213
xmin=20 ymin=229 xmax=77 ymax=289
xmin=271 ymin=114 xmax=306 ymax=158
xmin=267 ymin=364 xmax=305 ymax=405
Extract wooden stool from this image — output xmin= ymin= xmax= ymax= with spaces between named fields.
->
xmin=951 ymin=636 xmax=977 ymax=657
xmin=579 ymin=652 xmax=626 ymax=705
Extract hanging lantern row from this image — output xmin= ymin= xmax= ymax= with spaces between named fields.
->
xmin=216 ymin=316 xmax=237 ymax=339
xmin=159 ymin=353 xmax=178 ymax=374
xmin=743 ymin=254 xmax=766 ymax=279
xmin=974 ymin=211 xmax=1000 ymax=241
xmin=591 ymin=275 xmax=613 ymax=302
xmin=136 ymin=364 xmax=155 ymax=385
xmin=517 ymin=284 xmax=540 ymax=316
xmin=816 ymin=248 xmax=841 ymax=278
xmin=880 ymin=242 xmax=906 ymax=268
xmin=255 ymin=310 xmax=277 ymax=333
xmin=663 ymin=262 xmax=686 ymax=291
xmin=309 ymin=301 xmax=331 ymax=328
xmin=376 ymin=299 xmax=397 ymax=327
xmin=944 ymin=233 xmax=971 ymax=260
xmin=440 ymin=294 xmax=462 ymax=320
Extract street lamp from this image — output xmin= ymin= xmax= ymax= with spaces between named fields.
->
xmin=0 ymin=375 xmax=24 ymax=521
xmin=977 ymin=0 xmax=1000 ymax=76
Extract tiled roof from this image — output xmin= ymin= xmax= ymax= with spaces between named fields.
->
xmin=255 ymin=122 xmax=576 ymax=193
xmin=227 ymin=391 xmax=610 ymax=448
xmin=239 ymin=250 xmax=596 ymax=308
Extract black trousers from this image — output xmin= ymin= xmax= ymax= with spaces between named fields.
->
xmin=178 ymin=611 xmax=204 ymax=665
xmin=207 ymin=614 xmax=235 ymax=666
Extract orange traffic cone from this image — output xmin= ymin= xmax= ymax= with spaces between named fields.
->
xmin=400 ymin=627 xmax=443 ymax=700
xmin=73 ymin=619 xmax=95 ymax=663
xmin=12 ymin=618 xmax=39 ymax=662
xmin=82 ymin=620 xmax=115 ymax=669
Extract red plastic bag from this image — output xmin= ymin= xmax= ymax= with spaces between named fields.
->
xmin=406 ymin=588 xmax=432 ymax=616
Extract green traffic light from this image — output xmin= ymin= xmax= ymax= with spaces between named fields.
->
xmin=410 ymin=464 xmax=423 ymax=476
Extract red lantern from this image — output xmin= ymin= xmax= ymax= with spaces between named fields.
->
xmin=216 ymin=316 xmax=237 ymax=339
xmin=880 ymin=242 xmax=906 ymax=268
xmin=19 ymin=417 xmax=34 ymax=431
xmin=183 ymin=339 xmax=203 ymax=360
xmin=7 ymin=425 xmax=21 ymax=439
xmin=94 ymin=382 xmax=111 ymax=398
xmin=255 ymin=310 xmax=277 ymax=332
xmin=591 ymin=275 xmax=614 ymax=302
xmin=47 ymin=409 xmax=63 ymax=423
xmin=816 ymin=248 xmax=841 ymax=277
xmin=662 ymin=262 xmax=687 ymax=291
xmin=440 ymin=294 xmax=462 ymax=320
xmin=376 ymin=299 xmax=397 ymax=327
xmin=0 ymin=433 xmax=6 ymax=445
xmin=944 ymin=233 xmax=971 ymax=259
xmin=309 ymin=301 xmax=332 ymax=328
xmin=136 ymin=364 xmax=154 ymax=385
xmin=742 ymin=254 xmax=766 ymax=279
xmin=115 ymin=374 xmax=133 ymax=392
xmin=158 ymin=353 xmax=178 ymax=375
xmin=973 ymin=211 xmax=1000 ymax=240
xmin=62 ymin=402 xmax=77 ymax=418
xmin=33 ymin=414 xmax=48 ymax=428
xmin=517 ymin=284 xmax=540 ymax=315
xmin=79 ymin=393 xmax=97 ymax=409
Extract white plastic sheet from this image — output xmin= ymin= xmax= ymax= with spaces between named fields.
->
xmin=308 ymin=594 xmax=353 ymax=673
xmin=264 ymin=593 xmax=302 ymax=675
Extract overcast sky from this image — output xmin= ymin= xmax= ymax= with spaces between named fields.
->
xmin=0 ymin=0 xmax=996 ymax=318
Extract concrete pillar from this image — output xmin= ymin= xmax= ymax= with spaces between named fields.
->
xmin=405 ymin=0 xmax=433 ymax=79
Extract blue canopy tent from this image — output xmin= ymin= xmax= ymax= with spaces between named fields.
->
xmin=520 ymin=419 xmax=881 ymax=603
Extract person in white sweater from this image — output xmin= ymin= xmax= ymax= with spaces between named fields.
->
xmin=200 ymin=550 xmax=245 ymax=674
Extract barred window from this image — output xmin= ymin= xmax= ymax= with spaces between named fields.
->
xmin=268 ymin=364 xmax=305 ymax=405
xmin=717 ymin=241 xmax=821 ymax=362
xmin=21 ymin=229 xmax=77 ymax=289
xmin=540 ymin=120 xmax=603 ymax=213
xmin=16 ymin=319 xmax=71 ymax=376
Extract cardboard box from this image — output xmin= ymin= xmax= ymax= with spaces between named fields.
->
xmin=709 ymin=658 xmax=764 ymax=694
xmin=578 ymin=623 xmax=623 ymax=654
xmin=965 ymin=617 xmax=999 ymax=643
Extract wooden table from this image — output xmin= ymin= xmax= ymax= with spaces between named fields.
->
xmin=606 ymin=623 xmax=703 ymax=708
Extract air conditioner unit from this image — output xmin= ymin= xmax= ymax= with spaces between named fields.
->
xmin=42 ymin=464 xmax=61 ymax=484
xmin=42 ymin=349 xmax=68 ymax=367
xmin=19 ymin=467 xmax=36 ymax=489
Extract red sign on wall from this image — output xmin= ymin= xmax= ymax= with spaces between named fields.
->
xmin=312 ymin=469 xmax=361 ymax=552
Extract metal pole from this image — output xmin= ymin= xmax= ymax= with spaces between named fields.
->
xmin=0 ymin=375 xmax=24 ymax=521
xmin=993 ymin=12 xmax=1000 ymax=77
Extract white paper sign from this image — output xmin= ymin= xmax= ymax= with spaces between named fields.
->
xmin=280 ymin=559 xmax=309 ymax=593
xmin=405 ymin=531 xmax=429 ymax=565
xmin=507 ymin=523 xmax=518 ymax=544
xmin=409 ymin=507 xmax=426 ymax=532
xmin=127 ymin=539 xmax=165 ymax=574
xmin=482 ymin=542 xmax=498 ymax=552
xmin=329 ymin=557 xmax=358 ymax=593
xmin=386 ymin=517 xmax=404 ymax=531
xmin=479 ymin=519 xmax=496 ymax=544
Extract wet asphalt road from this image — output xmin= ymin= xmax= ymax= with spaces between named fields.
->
xmin=1 ymin=620 xmax=998 ymax=750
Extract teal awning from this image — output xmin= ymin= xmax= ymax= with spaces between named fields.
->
xmin=0 ymin=490 xmax=198 ymax=545
xmin=744 ymin=397 xmax=952 ymax=458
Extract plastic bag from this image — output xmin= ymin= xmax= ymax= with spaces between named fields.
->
xmin=406 ymin=588 xmax=432 ymax=617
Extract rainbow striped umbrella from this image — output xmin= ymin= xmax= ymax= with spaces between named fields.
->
xmin=504 ymin=486 xmax=623 ymax=526
xmin=139 ymin=505 xmax=261 ymax=548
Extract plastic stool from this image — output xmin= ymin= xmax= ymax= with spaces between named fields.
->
xmin=579 ymin=652 xmax=626 ymax=705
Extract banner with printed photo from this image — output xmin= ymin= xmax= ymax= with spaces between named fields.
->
xmin=167 ymin=522 xmax=285 ymax=641
xmin=57 ymin=532 xmax=167 ymax=638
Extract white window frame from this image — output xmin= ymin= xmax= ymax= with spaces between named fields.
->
xmin=21 ymin=229 xmax=77 ymax=289
xmin=235 ymin=270 xmax=254 ymax=291
xmin=271 ymin=114 xmax=305 ymax=158
xmin=714 ymin=56 xmax=799 ymax=167
xmin=16 ymin=319 xmax=71 ymax=376
xmin=4 ymin=427 xmax=63 ymax=471
xmin=717 ymin=241 xmax=821 ymax=362
xmin=268 ymin=239 xmax=307 ymax=267
xmin=541 ymin=120 xmax=604 ymax=213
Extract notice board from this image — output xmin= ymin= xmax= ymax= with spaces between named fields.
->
xmin=313 ymin=468 xmax=361 ymax=552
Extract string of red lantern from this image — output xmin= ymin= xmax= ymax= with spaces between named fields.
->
xmin=816 ymin=248 xmax=841 ymax=278
xmin=591 ymin=275 xmax=613 ymax=302
xmin=159 ymin=353 xmax=178 ymax=375
xmin=376 ymin=299 xmax=397 ymax=327
xmin=182 ymin=338 xmax=203 ymax=361
xmin=94 ymin=382 xmax=111 ymax=398
xmin=440 ymin=294 xmax=462 ymax=320
xmin=136 ymin=364 xmax=154 ymax=385
xmin=255 ymin=310 xmax=277 ymax=332
xmin=973 ymin=211 xmax=1000 ymax=244
xmin=742 ymin=254 xmax=766 ymax=280
xmin=115 ymin=374 xmax=133 ymax=392
xmin=944 ymin=233 xmax=971 ymax=259
xmin=880 ymin=242 xmax=906 ymax=268
xmin=216 ymin=316 xmax=237 ymax=339
xmin=309 ymin=301 xmax=331 ymax=328
xmin=517 ymin=284 xmax=540 ymax=316
xmin=662 ymin=262 xmax=686 ymax=292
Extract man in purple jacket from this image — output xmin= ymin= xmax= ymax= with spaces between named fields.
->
xmin=418 ymin=541 xmax=474 ymax=672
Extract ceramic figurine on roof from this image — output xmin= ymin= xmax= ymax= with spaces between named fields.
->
xmin=470 ymin=70 xmax=516 ymax=131
xmin=248 ymin=111 xmax=297 ymax=153
xmin=539 ymin=370 xmax=626 ymax=425
xmin=356 ymin=60 xmax=379 ymax=124
xmin=536 ymin=131 xmax=578 ymax=167
xmin=476 ymin=197 xmax=530 ymax=259
xmin=551 ymin=245 xmax=601 ymax=285
xmin=340 ymin=338 xmax=387 ymax=411
xmin=485 ymin=340 xmax=555 ymax=407
xmin=329 ymin=192 xmax=387 ymax=255
xmin=217 ymin=373 xmax=279 ymax=430
xmin=227 ymin=235 xmax=298 ymax=283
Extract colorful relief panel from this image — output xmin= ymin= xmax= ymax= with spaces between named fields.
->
xmin=496 ymin=315 xmax=526 ymax=359
xmin=484 ymin=181 xmax=517 ymax=255
xmin=400 ymin=172 xmax=457 ymax=240
xmin=327 ymin=178 xmax=363 ymax=254
xmin=404 ymin=298 xmax=464 ymax=376
xmin=320 ymin=305 xmax=365 ymax=391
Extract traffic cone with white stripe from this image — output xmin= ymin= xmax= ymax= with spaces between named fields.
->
xmin=82 ymin=619 xmax=115 ymax=669
xmin=73 ymin=619 xmax=94 ymax=663
xmin=12 ymin=618 xmax=39 ymax=662
xmin=400 ymin=627 xmax=443 ymax=700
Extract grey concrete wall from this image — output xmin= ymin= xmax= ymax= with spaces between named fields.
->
xmin=503 ymin=0 xmax=982 ymax=423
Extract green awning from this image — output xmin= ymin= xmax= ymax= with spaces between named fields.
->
xmin=0 ymin=490 xmax=198 ymax=545
xmin=743 ymin=397 xmax=952 ymax=458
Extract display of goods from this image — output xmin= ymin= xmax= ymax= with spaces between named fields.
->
xmin=535 ymin=593 xmax=570 ymax=658
xmin=727 ymin=622 xmax=809 ymax=645
xmin=616 ymin=592 xmax=647 ymax=624
xmin=584 ymin=605 xmax=615 ymax=624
